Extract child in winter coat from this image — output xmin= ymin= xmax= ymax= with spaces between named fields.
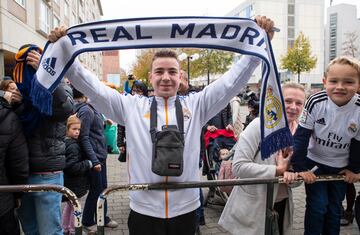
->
xmin=62 ymin=115 xmax=92 ymax=235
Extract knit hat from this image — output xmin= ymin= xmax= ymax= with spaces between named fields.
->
xmin=67 ymin=114 xmax=81 ymax=130
xmin=13 ymin=44 xmax=43 ymax=96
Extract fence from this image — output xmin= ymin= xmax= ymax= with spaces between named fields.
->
xmin=96 ymin=175 xmax=346 ymax=235
xmin=0 ymin=184 xmax=82 ymax=235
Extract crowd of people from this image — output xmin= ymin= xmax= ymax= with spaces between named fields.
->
xmin=0 ymin=15 xmax=359 ymax=235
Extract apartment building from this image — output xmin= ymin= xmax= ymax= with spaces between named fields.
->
xmin=226 ymin=0 xmax=325 ymax=88
xmin=102 ymin=50 xmax=121 ymax=86
xmin=0 ymin=0 xmax=103 ymax=79
xmin=325 ymin=3 xmax=360 ymax=66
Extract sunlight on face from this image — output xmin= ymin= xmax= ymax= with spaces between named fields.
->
xmin=323 ymin=64 xmax=359 ymax=106
xmin=149 ymin=57 xmax=180 ymax=98
xmin=283 ymin=87 xmax=305 ymax=123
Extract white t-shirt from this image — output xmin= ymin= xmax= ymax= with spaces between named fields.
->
xmin=299 ymin=91 xmax=360 ymax=168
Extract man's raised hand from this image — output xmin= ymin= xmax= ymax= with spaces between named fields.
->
xmin=48 ymin=26 xmax=67 ymax=43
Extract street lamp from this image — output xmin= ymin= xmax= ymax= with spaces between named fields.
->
xmin=178 ymin=52 xmax=199 ymax=86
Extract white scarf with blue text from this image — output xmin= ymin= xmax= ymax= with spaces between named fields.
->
xmin=32 ymin=16 xmax=291 ymax=159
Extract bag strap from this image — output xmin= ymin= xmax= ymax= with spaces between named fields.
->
xmin=150 ymin=97 xmax=184 ymax=143
xmin=175 ymin=97 xmax=184 ymax=137
xmin=149 ymin=97 xmax=158 ymax=142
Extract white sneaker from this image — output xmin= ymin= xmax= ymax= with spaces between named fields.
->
xmin=83 ymin=224 xmax=97 ymax=235
xmin=105 ymin=220 xmax=118 ymax=228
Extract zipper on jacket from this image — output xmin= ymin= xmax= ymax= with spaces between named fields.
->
xmin=164 ymin=97 xmax=169 ymax=218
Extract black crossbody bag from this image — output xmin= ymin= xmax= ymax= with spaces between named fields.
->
xmin=149 ymin=97 xmax=184 ymax=176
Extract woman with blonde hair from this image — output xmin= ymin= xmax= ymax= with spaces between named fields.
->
xmin=219 ymin=82 xmax=306 ymax=235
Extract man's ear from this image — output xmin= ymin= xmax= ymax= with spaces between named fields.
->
xmin=148 ymin=71 xmax=152 ymax=82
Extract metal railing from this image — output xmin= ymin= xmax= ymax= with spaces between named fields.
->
xmin=96 ymin=175 xmax=346 ymax=235
xmin=0 ymin=184 xmax=82 ymax=235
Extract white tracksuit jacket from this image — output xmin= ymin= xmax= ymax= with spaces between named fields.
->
xmin=66 ymin=55 xmax=259 ymax=218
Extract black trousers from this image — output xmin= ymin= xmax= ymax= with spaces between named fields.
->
xmin=0 ymin=208 xmax=20 ymax=235
xmin=273 ymin=198 xmax=287 ymax=235
xmin=128 ymin=209 xmax=197 ymax=235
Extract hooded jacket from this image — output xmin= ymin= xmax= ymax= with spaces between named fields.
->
xmin=75 ymin=102 xmax=107 ymax=165
xmin=0 ymin=98 xmax=29 ymax=216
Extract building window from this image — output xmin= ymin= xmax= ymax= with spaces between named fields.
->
xmin=239 ymin=5 xmax=254 ymax=18
xmin=288 ymin=4 xmax=294 ymax=15
xmin=287 ymin=1 xmax=295 ymax=48
xmin=71 ymin=12 xmax=77 ymax=25
xmin=287 ymin=40 xmax=294 ymax=48
xmin=288 ymin=28 xmax=295 ymax=38
xmin=288 ymin=16 xmax=294 ymax=27
xmin=329 ymin=13 xmax=337 ymax=60
xmin=15 ymin=0 xmax=26 ymax=7
xmin=107 ymin=74 xmax=121 ymax=87
xmin=64 ymin=1 xmax=70 ymax=18
xmin=39 ymin=0 xmax=51 ymax=34
xmin=53 ymin=15 xmax=60 ymax=28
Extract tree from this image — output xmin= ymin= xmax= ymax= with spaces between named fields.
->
xmin=280 ymin=32 xmax=317 ymax=83
xmin=131 ymin=49 xmax=158 ymax=87
xmin=342 ymin=31 xmax=359 ymax=58
xmin=177 ymin=48 xmax=234 ymax=84
xmin=130 ymin=48 xmax=234 ymax=86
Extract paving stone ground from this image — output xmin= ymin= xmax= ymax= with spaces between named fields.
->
xmin=101 ymin=155 xmax=360 ymax=235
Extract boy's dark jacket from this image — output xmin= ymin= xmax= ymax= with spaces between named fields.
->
xmin=64 ymin=137 xmax=90 ymax=198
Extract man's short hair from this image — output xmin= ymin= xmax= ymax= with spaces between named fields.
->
xmin=325 ymin=56 xmax=360 ymax=80
xmin=0 ymin=80 xmax=15 ymax=91
xmin=151 ymin=49 xmax=179 ymax=69
xmin=72 ymin=87 xmax=85 ymax=99
xmin=281 ymin=82 xmax=305 ymax=93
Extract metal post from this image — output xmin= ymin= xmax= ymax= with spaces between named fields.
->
xmin=0 ymin=184 xmax=82 ymax=234
xmin=187 ymin=56 xmax=190 ymax=86
xmin=96 ymin=194 xmax=106 ymax=235
xmin=96 ymin=175 xmax=346 ymax=234
xmin=207 ymin=68 xmax=210 ymax=85
xmin=265 ymin=183 xmax=275 ymax=235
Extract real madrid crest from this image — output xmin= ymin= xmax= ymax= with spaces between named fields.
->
xmin=348 ymin=123 xmax=358 ymax=133
xmin=183 ymin=108 xmax=192 ymax=121
xmin=265 ymin=86 xmax=282 ymax=129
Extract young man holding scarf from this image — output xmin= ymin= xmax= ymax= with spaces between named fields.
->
xmin=47 ymin=15 xmax=275 ymax=235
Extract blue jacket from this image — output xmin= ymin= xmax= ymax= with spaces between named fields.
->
xmin=75 ymin=102 xmax=107 ymax=165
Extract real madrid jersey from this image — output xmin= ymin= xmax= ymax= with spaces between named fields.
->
xmin=299 ymin=91 xmax=360 ymax=168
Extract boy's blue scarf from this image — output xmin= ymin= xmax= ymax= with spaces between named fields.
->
xmin=13 ymin=45 xmax=44 ymax=135
xmin=32 ymin=16 xmax=292 ymax=159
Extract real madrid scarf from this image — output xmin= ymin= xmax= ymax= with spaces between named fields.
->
xmin=13 ymin=44 xmax=44 ymax=135
xmin=33 ymin=16 xmax=291 ymax=159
